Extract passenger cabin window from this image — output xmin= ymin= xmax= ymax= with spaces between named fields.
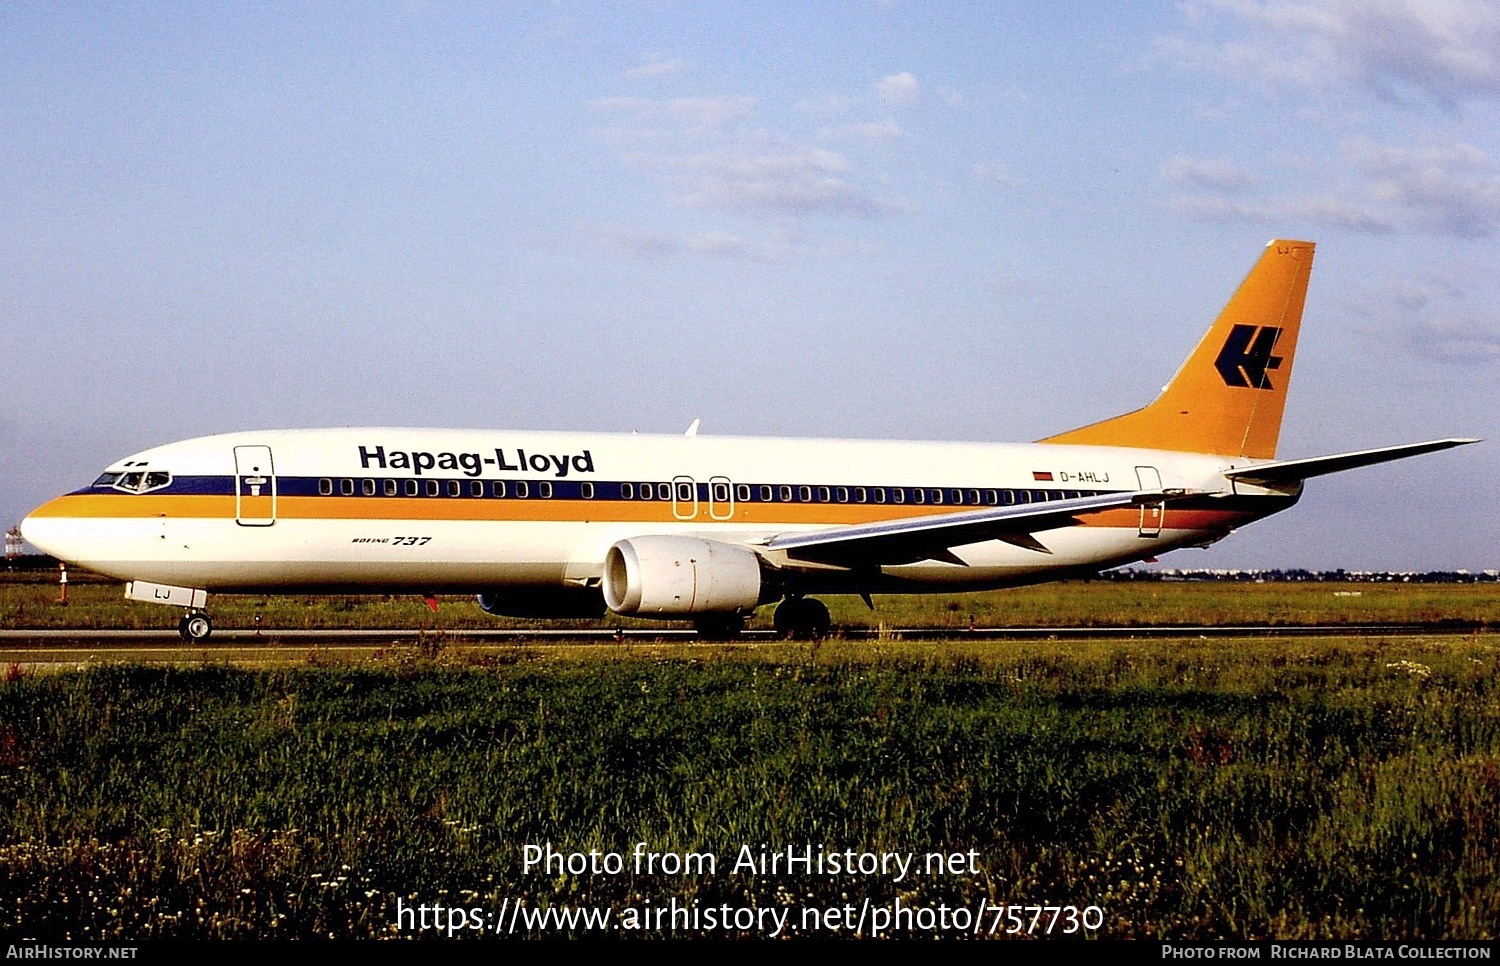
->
xmin=384 ymin=480 xmax=398 ymax=497
xmin=539 ymin=482 xmax=553 ymax=498
xmin=340 ymin=479 xmax=355 ymax=496
xmin=515 ymin=481 xmax=529 ymax=498
xmin=362 ymin=479 xmax=376 ymax=496
xmin=492 ymin=481 xmax=507 ymax=497
xmin=581 ymin=482 xmax=595 ymax=499
xmin=406 ymin=480 xmax=419 ymax=497
xmin=318 ymin=479 xmax=333 ymax=496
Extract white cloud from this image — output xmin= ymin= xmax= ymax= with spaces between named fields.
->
xmin=873 ymin=72 xmax=919 ymax=105
xmin=1163 ymin=140 xmax=1500 ymax=237
xmin=795 ymin=94 xmax=855 ymax=115
xmin=592 ymin=225 xmax=678 ymax=260
xmin=1164 ymin=192 xmax=1392 ymax=232
xmin=1159 ymin=156 xmax=1259 ymax=192
xmin=588 ymin=96 xmax=659 ymax=118
xmin=1409 ymin=317 xmax=1500 ymax=363
xmin=820 ymin=119 xmax=907 ymax=142
xmin=687 ymin=231 xmax=753 ymax=257
xmin=657 ymin=146 xmax=882 ymax=216
xmin=624 ymin=55 xmax=686 ymax=80
xmin=591 ymin=89 xmax=892 ymax=219
xmin=1342 ymin=139 xmax=1500 ymax=238
xmin=1354 ymin=273 xmax=1500 ymax=365
xmin=973 ymin=163 xmax=1024 ymax=188
xmin=663 ymin=96 xmax=758 ymax=132
xmin=1169 ymin=0 xmax=1500 ymax=107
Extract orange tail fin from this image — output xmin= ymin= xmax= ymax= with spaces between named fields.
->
xmin=1041 ymin=239 xmax=1315 ymax=459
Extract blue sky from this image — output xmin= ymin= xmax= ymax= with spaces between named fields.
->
xmin=2 ymin=1 xmax=1495 ymax=571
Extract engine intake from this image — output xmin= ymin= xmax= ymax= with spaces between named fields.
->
xmin=603 ymin=536 xmax=770 ymax=616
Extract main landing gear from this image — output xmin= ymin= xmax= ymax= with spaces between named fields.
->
xmin=178 ymin=612 xmax=213 ymax=642
xmin=774 ymin=596 xmax=831 ymax=641
xmin=690 ymin=596 xmax=834 ymax=641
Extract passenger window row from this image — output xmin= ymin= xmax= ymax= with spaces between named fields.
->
xmin=318 ymin=478 xmax=580 ymax=499
xmin=313 ymin=478 xmax=1102 ymax=505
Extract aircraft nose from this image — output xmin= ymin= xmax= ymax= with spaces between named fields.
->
xmin=19 ymin=499 xmax=78 ymax=562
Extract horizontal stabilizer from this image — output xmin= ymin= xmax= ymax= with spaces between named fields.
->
xmin=766 ymin=490 xmax=1156 ymax=567
xmin=1224 ymin=438 xmax=1480 ymax=484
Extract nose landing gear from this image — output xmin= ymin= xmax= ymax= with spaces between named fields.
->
xmin=178 ymin=612 xmax=213 ymax=642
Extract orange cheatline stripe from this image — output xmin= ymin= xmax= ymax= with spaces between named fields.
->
xmin=27 ymin=493 xmax=1252 ymax=534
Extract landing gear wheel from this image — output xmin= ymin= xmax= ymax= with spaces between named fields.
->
xmin=774 ymin=597 xmax=831 ymax=640
xmin=179 ymin=613 xmax=213 ymax=642
xmin=693 ymin=614 xmax=745 ymax=640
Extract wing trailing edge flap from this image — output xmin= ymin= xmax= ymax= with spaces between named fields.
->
xmin=763 ymin=490 xmax=1161 ymax=568
xmin=1224 ymin=438 xmax=1479 ymax=484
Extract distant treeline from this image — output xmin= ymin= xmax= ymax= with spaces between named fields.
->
xmin=3 ymin=554 xmax=112 ymax=582
xmin=1109 ymin=568 xmax=1499 ymax=583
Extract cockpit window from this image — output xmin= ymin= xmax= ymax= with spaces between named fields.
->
xmin=105 ymin=470 xmax=172 ymax=494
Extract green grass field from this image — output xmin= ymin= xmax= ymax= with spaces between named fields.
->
xmin=2 ymin=631 xmax=1497 ymax=940
xmin=5 ymin=578 xmax=1499 ymax=632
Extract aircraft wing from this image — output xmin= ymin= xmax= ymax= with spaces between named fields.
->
xmin=1224 ymin=438 xmax=1480 ymax=484
xmin=763 ymin=490 xmax=1158 ymax=567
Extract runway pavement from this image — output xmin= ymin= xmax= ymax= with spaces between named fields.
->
xmin=0 ymin=621 xmax=1487 ymax=647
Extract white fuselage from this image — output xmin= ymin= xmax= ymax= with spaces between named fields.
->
xmin=21 ymin=427 xmax=1293 ymax=598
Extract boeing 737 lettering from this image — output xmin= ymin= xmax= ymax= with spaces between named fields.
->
xmin=21 ymin=240 xmax=1478 ymax=640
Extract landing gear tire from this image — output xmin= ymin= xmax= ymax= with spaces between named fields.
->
xmin=179 ymin=613 xmax=213 ymax=642
xmin=774 ymin=597 xmax=831 ymax=641
xmin=693 ymin=614 xmax=744 ymax=640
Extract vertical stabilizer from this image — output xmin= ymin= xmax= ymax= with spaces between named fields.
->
xmin=1040 ymin=239 xmax=1314 ymax=459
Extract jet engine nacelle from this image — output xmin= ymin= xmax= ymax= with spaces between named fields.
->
xmin=475 ymin=586 xmax=606 ymax=619
xmin=603 ymin=536 xmax=770 ymax=616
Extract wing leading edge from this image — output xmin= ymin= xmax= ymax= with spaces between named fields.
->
xmin=763 ymin=490 xmax=1164 ymax=567
xmin=1224 ymin=438 xmax=1480 ymax=484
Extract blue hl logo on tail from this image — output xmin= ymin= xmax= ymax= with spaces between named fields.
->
xmin=1214 ymin=324 xmax=1283 ymax=390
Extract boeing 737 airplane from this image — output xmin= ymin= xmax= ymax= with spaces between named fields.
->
xmin=21 ymin=240 xmax=1477 ymax=640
